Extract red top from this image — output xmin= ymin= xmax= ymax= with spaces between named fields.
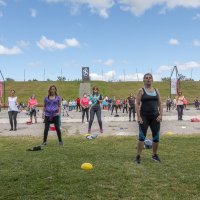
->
xmin=81 ymin=97 xmax=89 ymax=107
xmin=76 ymin=98 xmax=80 ymax=104
xmin=28 ymin=98 xmax=38 ymax=108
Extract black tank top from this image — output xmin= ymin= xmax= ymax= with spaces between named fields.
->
xmin=140 ymin=88 xmax=159 ymax=116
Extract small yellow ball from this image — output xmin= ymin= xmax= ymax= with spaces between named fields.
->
xmin=81 ymin=163 xmax=93 ymax=170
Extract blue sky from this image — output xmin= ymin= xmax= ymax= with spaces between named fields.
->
xmin=0 ymin=0 xmax=200 ymax=81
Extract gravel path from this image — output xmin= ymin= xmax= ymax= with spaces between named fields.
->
xmin=0 ymin=107 xmax=200 ymax=137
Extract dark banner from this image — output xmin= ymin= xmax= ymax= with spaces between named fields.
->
xmin=82 ymin=67 xmax=90 ymax=81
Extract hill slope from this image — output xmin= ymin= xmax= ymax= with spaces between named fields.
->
xmin=1 ymin=80 xmax=200 ymax=105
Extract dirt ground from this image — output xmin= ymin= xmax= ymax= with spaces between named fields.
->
xmin=0 ymin=106 xmax=200 ymax=138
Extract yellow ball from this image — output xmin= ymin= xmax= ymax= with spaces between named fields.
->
xmin=167 ymin=131 xmax=173 ymax=135
xmin=81 ymin=163 xmax=93 ymax=170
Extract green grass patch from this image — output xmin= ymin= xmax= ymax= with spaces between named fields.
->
xmin=0 ymin=135 xmax=200 ymax=200
xmin=3 ymin=80 xmax=200 ymax=104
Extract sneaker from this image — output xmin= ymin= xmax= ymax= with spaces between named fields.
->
xmin=133 ymin=119 xmax=136 ymax=121
xmin=100 ymin=129 xmax=103 ymax=133
xmin=129 ymin=119 xmax=131 ymax=122
xmin=88 ymin=129 xmax=91 ymax=134
xmin=59 ymin=141 xmax=64 ymax=146
xmin=9 ymin=128 xmax=13 ymax=131
xmin=41 ymin=142 xmax=47 ymax=147
xmin=134 ymin=155 xmax=141 ymax=164
xmin=152 ymin=154 xmax=161 ymax=162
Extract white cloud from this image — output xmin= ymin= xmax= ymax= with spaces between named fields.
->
xmin=118 ymin=73 xmax=144 ymax=81
xmin=157 ymin=61 xmax=200 ymax=74
xmin=37 ymin=36 xmax=66 ymax=50
xmin=169 ymin=38 xmax=179 ymax=45
xmin=175 ymin=61 xmax=200 ymax=71
xmin=90 ymin=70 xmax=116 ymax=81
xmin=44 ymin=0 xmax=200 ymax=17
xmin=119 ymin=0 xmax=200 ymax=16
xmin=0 ymin=11 xmax=3 ymax=17
xmin=30 ymin=8 xmax=37 ymax=18
xmin=193 ymin=40 xmax=200 ymax=47
xmin=0 ymin=44 xmax=22 ymax=55
xmin=104 ymin=59 xmax=114 ymax=66
xmin=157 ymin=64 xmax=172 ymax=73
xmin=37 ymin=35 xmax=80 ymax=51
xmin=44 ymin=0 xmax=114 ymax=18
xmin=65 ymin=38 xmax=80 ymax=47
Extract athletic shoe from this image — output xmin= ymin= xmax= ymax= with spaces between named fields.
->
xmin=41 ymin=142 xmax=47 ymax=147
xmin=9 ymin=128 xmax=13 ymax=131
xmin=152 ymin=154 xmax=161 ymax=162
xmin=100 ymin=129 xmax=103 ymax=133
xmin=88 ymin=129 xmax=91 ymax=134
xmin=129 ymin=119 xmax=131 ymax=122
xmin=133 ymin=119 xmax=136 ymax=121
xmin=59 ymin=141 xmax=64 ymax=146
xmin=134 ymin=155 xmax=141 ymax=164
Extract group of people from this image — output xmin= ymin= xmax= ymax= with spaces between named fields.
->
xmin=7 ymin=72 xmax=197 ymax=164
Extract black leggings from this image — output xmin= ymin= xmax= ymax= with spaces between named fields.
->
xmin=129 ymin=106 xmax=135 ymax=120
xmin=43 ymin=115 xmax=62 ymax=143
xmin=8 ymin=111 xmax=18 ymax=129
xmin=82 ymin=107 xmax=89 ymax=122
xmin=88 ymin=107 xmax=102 ymax=130
xmin=138 ymin=114 xmax=160 ymax=143
xmin=111 ymin=105 xmax=118 ymax=114
xmin=177 ymin=105 xmax=184 ymax=120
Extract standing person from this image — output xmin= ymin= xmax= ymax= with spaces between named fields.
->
xmin=127 ymin=93 xmax=136 ymax=121
xmin=135 ymin=73 xmax=163 ymax=164
xmin=166 ymin=96 xmax=171 ymax=112
xmin=61 ymin=98 xmax=69 ymax=117
xmin=176 ymin=91 xmax=184 ymax=120
xmin=194 ymin=97 xmax=199 ymax=110
xmin=27 ymin=94 xmax=38 ymax=123
xmin=172 ymin=97 xmax=176 ymax=110
xmin=41 ymin=85 xmax=63 ymax=146
xmin=76 ymin=97 xmax=81 ymax=112
xmin=111 ymin=96 xmax=118 ymax=115
xmin=81 ymin=93 xmax=89 ymax=123
xmin=8 ymin=90 xmax=19 ymax=131
xmin=122 ymin=98 xmax=128 ymax=113
xmin=88 ymin=86 xmax=103 ymax=133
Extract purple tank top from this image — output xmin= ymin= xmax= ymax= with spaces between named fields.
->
xmin=44 ymin=96 xmax=60 ymax=119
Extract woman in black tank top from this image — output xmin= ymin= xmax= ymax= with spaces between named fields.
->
xmin=134 ymin=73 xmax=163 ymax=164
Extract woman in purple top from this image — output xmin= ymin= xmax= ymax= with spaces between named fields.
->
xmin=41 ymin=85 xmax=63 ymax=146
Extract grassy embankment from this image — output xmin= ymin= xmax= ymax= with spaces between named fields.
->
xmin=2 ymin=80 xmax=200 ymax=105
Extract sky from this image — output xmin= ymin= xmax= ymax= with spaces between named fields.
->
xmin=0 ymin=0 xmax=200 ymax=81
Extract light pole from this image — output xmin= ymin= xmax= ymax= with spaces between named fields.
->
xmin=0 ymin=70 xmax=6 ymax=109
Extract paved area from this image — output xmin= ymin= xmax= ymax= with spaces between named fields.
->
xmin=0 ymin=107 xmax=200 ymax=137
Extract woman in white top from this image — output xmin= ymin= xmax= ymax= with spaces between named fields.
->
xmin=8 ymin=90 xmax=19 ymax=131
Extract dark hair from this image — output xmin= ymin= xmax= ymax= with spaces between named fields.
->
xmin=48 ymin=85 xmax=58 ymax=96
xmin=92 ymin=86 xmax=99 ymax=96
xmin=92 ymin=86 xmax=99 ymax=91
xmin=10 ymin=89 xmax=16 ymax=93
xmin=143 ymin=73 xmax=153 ymax=80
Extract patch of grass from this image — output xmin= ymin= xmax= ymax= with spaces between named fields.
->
xmin=0 ymin=135 xmax=200 ymax=199
xmin=3 ymin=80 xmax=200 ymax=105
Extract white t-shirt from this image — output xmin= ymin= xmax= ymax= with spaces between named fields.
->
xmin=8 ymin=97 xmax=18 ymax=111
